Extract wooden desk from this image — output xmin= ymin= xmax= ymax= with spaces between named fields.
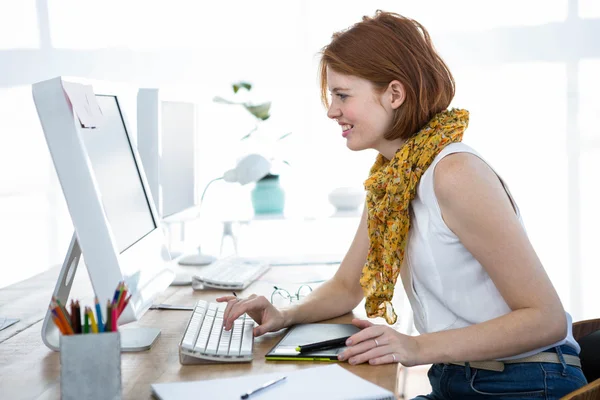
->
xmin=0 ymin=263 xmax=400 ymax=399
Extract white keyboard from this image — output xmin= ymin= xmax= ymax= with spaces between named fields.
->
xmin=191 ymin=257 xmax=270 ymax=290
xmin=179 ymin=300 xmax=255 ymax=364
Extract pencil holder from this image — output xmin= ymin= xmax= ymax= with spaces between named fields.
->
xmin=60 ymin=332 xmax=122 ymax=400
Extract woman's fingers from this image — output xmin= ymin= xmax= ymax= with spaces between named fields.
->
xmin=218 ymin=294 xmax=281 ymax=336
xmin=346 ymin=345 xmax=392 ymax=365
xmin=346 ymin=325 xmax=384 ymax=346
xmin=222 ymin=298 xmax=240 ymax=330
xmin=339 ymin=334 xmax=386 ymax=361
xmin=338 ymin=337 xmax=376 ymax=361
xmin=351 ymin=318 xmax=374 ymax=329
xmin=368 ymin=353 xmax=398 ymax=365
xmin=223 ymin=294 xmax=259 ymax=329
xmin=215 ymin=295 xmax=237 ymax=302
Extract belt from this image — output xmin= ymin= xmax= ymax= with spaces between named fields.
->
xmin=450 ymin=352 xmax=581 ymax=372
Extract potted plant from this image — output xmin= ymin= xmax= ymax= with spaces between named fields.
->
xmin=214 ymin=82 xmax=291 ymax=215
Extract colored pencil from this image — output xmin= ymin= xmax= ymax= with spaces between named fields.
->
xmin=50 ymin=306 xmax=67 ymax=334
xmin=88 ymin=307 xmax=98 ymax=333
xmin=94 ymin=297 xmax=104 ymax=333
xmin=53 ymin=301 xmax=73 ymax=335
xmin=111 ymin=305 xmax=117 ymax=332
xmin=83 ymin=309 xmax=90 ymax=334
xmin=118 ymin=294 xmax=131 ymax=318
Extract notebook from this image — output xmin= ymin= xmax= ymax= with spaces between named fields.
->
xmin=265 ymin=323 xmax=361 ymax=361
xmin=151 ymin=364 xmax=395 ymax=400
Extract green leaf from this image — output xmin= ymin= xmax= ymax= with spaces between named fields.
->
xmin=232 ymin=81 xmax=252 ymax=93
xmin=240 ymin=126 xmax=258 ymax=140
xmin=277 ymin=132 xmax=292 ymax=141
xmin=213 ymin=96 xmax=237 ymax=105
xmin=244 ymin=102 xmax=271 ymax=121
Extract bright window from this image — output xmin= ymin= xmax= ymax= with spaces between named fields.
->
xmin=0 ymin=0 xmax=39 ymax=49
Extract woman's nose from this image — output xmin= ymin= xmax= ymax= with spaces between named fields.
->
xmin=327 ymin=104 xmax=341 ymax=119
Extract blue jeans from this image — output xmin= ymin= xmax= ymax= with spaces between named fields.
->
xmin=412 ymin=345 xmax=587 ymax=400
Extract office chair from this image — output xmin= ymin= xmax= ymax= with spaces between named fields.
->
xmin=560 ymin=317 xmax=600 ymax=400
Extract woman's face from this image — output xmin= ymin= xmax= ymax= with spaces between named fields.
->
xmin=326 ymin=68 xmax=403 ymax=158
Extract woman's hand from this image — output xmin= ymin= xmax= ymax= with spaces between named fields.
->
xmin=216 ymin=294 xmax=287 ymax=337
xmin=337 ymin=318 xmax=421 ymax=366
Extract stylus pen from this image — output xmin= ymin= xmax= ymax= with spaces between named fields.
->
xmin=240 ymin=375 xmax=286 ymax=399
xmin=149 ymin=304 xmax=194 ymax=311
xmin=295 ymin=336 xmax=351 ymax=353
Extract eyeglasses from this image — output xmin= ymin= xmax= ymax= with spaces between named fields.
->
xmin=270 ymin=285 xmax=313 ymax=307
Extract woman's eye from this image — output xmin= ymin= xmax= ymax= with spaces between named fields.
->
xmin=337 ymin=93 xmax=348 ymax=100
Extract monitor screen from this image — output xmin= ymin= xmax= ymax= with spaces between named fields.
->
xmin=159 ymin=100 xmax=196 ymax=218
xmin=80 ymin=95 xmax=156 ymax=253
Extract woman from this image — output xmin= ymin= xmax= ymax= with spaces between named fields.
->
xmin=217 ymin=11 xmax=586 ymax=399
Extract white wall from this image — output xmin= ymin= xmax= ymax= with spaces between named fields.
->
xmin=1 ymin=0 xmax=599 ymax=320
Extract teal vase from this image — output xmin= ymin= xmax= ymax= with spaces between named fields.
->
xmin=251 ymin=174 xmax=285 ymax=215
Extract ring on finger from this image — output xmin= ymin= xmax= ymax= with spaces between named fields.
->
xmin=373 ymin=338 xmax=379 ymax=347
xmin=392 ymin=354 xmax=397 ymax=362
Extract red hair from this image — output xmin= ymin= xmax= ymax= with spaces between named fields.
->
xmin=320 ymin=11 xmax=455 ymax=140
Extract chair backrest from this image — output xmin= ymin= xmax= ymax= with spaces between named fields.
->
xmin=560 ymin=379 xmax=600 ymax=400
xmin=572 ymin=318 xmax=600 ymax=342
xmin=561 ymin=318 xmax=600 ymax=400
xmin=576 ymin=326 xmax=600 ymax=383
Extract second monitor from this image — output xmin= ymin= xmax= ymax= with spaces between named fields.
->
xmin=137 ymin=88 xmax=199 ymax=221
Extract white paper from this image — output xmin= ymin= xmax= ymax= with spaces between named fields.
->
xmin=151 ymin=364 xmax=394 ymax=400
xmin=62 ymin=81 xmax=103 ymax=128
xmin=0 ymin=317 xmax=19 ymax=331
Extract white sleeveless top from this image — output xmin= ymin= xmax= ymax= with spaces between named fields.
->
xmin=400 ymin=142 xmax=579 ymax=359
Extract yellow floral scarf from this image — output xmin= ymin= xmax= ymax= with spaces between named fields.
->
xmin=361 ymin=108 xmax=469 ymax=324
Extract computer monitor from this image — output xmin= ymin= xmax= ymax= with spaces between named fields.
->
xmin=136 ymin=88 xmax=198 ymax=220
xmin=137 ymin=89 xmax=223 ymax=284
xmin=32 ymin=77 xmax=175 ymax=351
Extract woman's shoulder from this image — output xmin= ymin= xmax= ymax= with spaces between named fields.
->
xmin=433 ymin=146 xmax=499 ymax=204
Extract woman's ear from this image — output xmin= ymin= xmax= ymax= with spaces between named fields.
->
xmin=388 ymin=80 xmax=405 ymax=110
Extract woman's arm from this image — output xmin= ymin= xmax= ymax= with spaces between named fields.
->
xmin=220 ymin=205 xmax=369 ymax=334
xmin=414 ymin=152 xmax=567 ymax=364
xmin=339 ymin=152 xmax=567 ymax=367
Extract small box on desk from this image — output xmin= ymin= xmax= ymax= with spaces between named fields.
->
xmin=60 ymin=332 xmax=122 ymax=400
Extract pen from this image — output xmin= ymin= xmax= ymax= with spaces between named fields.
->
xmin=149 ymin=304 xmax=194 ymax=311
xmin=295 ymin=336 xmax=351 ymax=353
xmin=240 ymin=376 xmax=286 ymax=399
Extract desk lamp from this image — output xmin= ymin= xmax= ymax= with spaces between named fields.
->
xmin=177 ymin=154 xmax=271 ymax=266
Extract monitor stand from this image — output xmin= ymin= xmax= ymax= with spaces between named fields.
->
xmin=41 ymin=233 xmax=160 ymax=352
